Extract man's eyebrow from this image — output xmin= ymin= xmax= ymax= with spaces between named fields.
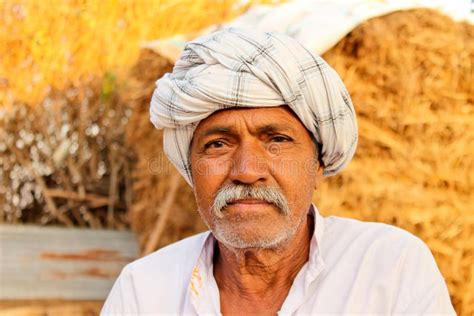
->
xmin=199 ymin=123 xmax=296 ymax=138
xmin=200 ymin=126 xmax=233 ymax=138
xmin=257 ymin=124 xmax=296 ymax=134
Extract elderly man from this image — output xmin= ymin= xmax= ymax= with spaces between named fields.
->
xmin=102 ymin=28 xmax=454 ymax=315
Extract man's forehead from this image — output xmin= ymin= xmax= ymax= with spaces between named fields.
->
xmin=194 ymin=105 xmax=302 ymax=135
xmin=199 ymin=123 xmax=297 ymax=138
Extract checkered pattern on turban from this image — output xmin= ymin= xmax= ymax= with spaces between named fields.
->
xmin=150 ymin=27 xmax=358 ymax=186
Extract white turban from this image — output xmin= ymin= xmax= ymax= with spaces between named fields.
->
xmin=150 ymin=28 xmax=358 ymax=187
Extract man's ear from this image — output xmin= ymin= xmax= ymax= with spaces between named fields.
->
xmin=314 ymin=162 xmax=324 ymax=190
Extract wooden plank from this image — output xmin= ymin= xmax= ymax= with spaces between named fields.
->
xmin=0 ymin=225 xmax=139 ymax=300
xmin=0 ymin=299 xmax=103 ymax=316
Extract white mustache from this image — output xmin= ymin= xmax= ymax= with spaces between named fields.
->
xmin=212 ymin=183 xmax=290 ymax=218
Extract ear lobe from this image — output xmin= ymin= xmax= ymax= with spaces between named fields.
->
xmin=314 ymin=163 xmax=324 ymax=190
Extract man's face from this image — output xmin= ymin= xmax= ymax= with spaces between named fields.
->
xmin=190 ymin=105 xmax=323 ymax=249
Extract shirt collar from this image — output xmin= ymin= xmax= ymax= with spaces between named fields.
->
xmin=303 ymin=204 xmax=326 ymax=294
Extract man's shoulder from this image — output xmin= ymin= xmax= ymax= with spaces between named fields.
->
xmin=118 ymin=230 xmax=211 ymax=289
xmin=325 ymin=215 xmax=423 ymax=245
xmin=321 ymin=215 xmax=453 ymax=314
xmin=101 ymin=232 xmax=211 ymax=314
xmin=321 ymin=215 xmax=443 ymax=284
xmin=322 ymin=215 xmax=431 ymax=263
xmin=128 ymin=230 xmax=211 ymax=272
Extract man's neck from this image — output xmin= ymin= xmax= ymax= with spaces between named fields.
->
xmin=213 ymin=215 xmax=314 ymax=314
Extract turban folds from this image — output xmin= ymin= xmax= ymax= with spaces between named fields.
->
xmin=150 ymin=28 xmax=358 ymax=186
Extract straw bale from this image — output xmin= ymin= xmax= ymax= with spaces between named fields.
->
xmin=318 ymin=9 xmax=473 ymax=315
xmin=123 ymin=49 xmax=207 ymax=253
xmin=126 ymin=9 xmax=473 ymax=315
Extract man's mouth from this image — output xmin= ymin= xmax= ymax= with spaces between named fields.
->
xmin=228 ymin=198 xmax=271 ymax=205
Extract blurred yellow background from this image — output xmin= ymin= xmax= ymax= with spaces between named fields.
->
xmin=0 ymin=0 xmax=282 ymax=107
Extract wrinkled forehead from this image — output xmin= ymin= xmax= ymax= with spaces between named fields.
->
xmin=193 ymin=105 xmax=303 ymax=135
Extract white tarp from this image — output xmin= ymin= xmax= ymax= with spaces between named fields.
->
xmin=144 ymin=0 xmax=473 ymax=61
xmin=229 ymin=0 xmax=473 ymax=54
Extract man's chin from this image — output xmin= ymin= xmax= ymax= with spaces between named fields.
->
xmin=211 ymin=226 xmax=296 ymax=250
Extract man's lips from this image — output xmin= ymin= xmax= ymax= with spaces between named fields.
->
xmin=228 ymin=198 xmax=270 ymax=205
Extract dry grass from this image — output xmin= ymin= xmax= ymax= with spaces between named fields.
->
xmin=0 ymin=76 xmax=133 ymax=228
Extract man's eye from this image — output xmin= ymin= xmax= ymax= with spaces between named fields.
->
xmin=270 ymin=135 xmax=292 ymax=142
xmin=204 ymin=140 xmax=226 ymax=149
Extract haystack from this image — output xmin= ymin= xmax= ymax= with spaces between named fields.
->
xmin=125 ymin=9 xmax=473 ymax=315
xmin=319 ymin=9 xmax=473 ymax=315
xmin=123 ymin=53 xmax=207 ymax=254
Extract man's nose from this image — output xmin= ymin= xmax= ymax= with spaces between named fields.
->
xmin=228 ymin=140 xmax=269 ymax=185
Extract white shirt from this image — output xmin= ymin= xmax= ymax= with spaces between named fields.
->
xmin=101 ymin=205 xmax=455 ymax=315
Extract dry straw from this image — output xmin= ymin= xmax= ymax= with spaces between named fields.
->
xmin=319 ymin=9 xmax=473 ymax=314
xmin=124 ymin=9 xmax=473 ymax=315
xmin=123 ymin=51 xmax=207 ymax=252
